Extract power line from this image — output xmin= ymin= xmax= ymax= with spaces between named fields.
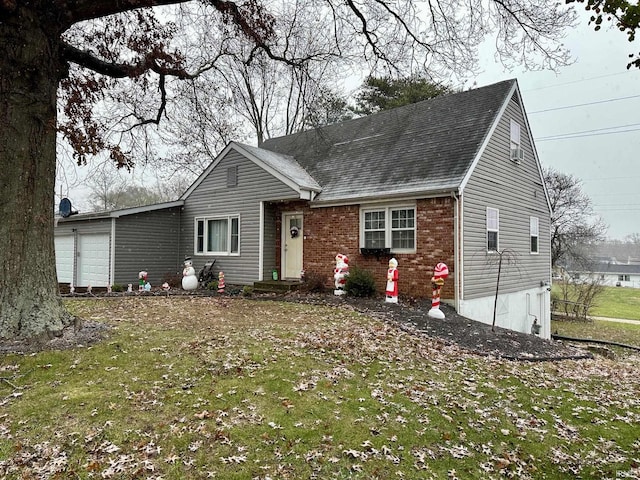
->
xmin=536 ymin=126 xmax=640 ymax=141
xmin=594 ymin=204 xmax=640 ymax=207
xmin=584 ymin=177 xmax=640 ymax=182
xmin=529 ymin=94 xmax=640 ymax=114
xmin=595 ymin=207 xmax=640 ymax=212
xmin=522 ymin=72 xmax=637 ymax=92
xmin=536 ymin=121 xmax=640 ymax=141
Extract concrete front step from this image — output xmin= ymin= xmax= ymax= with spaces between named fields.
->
xmin=252 ymin=280 xmax=302 ymax=293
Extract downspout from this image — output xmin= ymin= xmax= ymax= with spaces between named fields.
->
xmin=452 ymin=191 xmax=462 ymax=312
xmin=259 ymin=201 xmax=264 ymax=281
xmin=110 ymin=218 xmax=116 ymax=287
xmin=72 ymin=228 xmax=78 ymax=289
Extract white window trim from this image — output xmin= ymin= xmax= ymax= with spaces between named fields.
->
xmin=194 ymin=215 xmax=240 ymax=256
xmin=530 ymin=216 xmax=539 ymax=255
xmin=360 ymin=204 xmax=417 ymax=254
xmin=486 ymin=207 xmax=499 ymax=253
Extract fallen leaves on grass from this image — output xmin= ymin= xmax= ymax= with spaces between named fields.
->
xmin=1 ymin=297 xmax=639 ymax=479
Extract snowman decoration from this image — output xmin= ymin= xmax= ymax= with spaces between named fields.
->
xmin=182 ymin=257 xmax=198 ymax=291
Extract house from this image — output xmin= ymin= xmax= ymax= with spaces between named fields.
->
xmin=571 ymin=261 xmax=640 ymax=288
xmin=55 ymin=79 xmax=553 ymax=337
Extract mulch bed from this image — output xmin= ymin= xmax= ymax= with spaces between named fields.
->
xmin=266 ymin=293 xmax=592 ymax=362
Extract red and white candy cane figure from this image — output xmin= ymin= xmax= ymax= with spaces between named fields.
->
xmin=428 ymin=262 xmax=449 ymax=319
xmin=217 ymin=271 xmax=225 ymax=294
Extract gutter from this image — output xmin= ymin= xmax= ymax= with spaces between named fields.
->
xmin=309 ymin=187 xmax=458 ymax=208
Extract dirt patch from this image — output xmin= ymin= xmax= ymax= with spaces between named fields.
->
xmin=0 ymin=320 xmax=110 ymax=355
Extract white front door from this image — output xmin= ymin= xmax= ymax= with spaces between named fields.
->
xmin=282 ymin=213 xmax=303 ymax=279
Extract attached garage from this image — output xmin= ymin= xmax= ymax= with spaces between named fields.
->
xmin=77 ymin=233 xmax=111 ymax=286
xmin=54 ymin=232 xmax=111 ymax=287
xmin=54 ymin=235 xmax=74 ymax=283
xmin=54 ymin=201 xmax=183 ymax=288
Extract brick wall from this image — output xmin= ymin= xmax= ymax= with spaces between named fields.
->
xmin=275 ymin=197 xmax=456 ymax=300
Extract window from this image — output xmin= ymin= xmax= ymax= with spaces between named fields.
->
xmin=362 ymin=205 xmax=416 ymax=252
xmin=510 ymin=119 xmax=523 ymax=162
xmin=195 ymin=216 xmax=240 ymax=255
xmin=486 ymin=207 xmax=499 ymax=252
xmin=618 ymin=274 xmax=630 ymax=282
xmin=510 ymin=120 xmax=521 ymax=149
xmin=530 ymin=216 xmax=539 ymax=254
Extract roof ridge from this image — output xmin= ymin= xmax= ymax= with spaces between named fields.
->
xmin=263 ymin=79 xmax=517 ymax=145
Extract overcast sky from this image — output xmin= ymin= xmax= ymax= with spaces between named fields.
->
xmin=474 ymin=14 xmax=640 ymax=241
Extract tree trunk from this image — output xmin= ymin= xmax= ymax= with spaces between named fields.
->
xmin=0 ymin=10 xmax=73 ymax=339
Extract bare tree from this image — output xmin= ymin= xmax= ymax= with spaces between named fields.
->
xmin=215 ymin=1 xmax=355 ymax=143
xmin=544 ymin=167 xmax=607 ymax=270
xmin=554 ymin=274 xmax=605 ymax=321
xmin=0 ymin=0 xmax=580 ymax=340
xmin=488 ymin=249 xmax=521 ymax=332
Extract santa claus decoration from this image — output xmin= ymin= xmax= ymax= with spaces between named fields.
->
xmin=333 ymin=253 xmax=349 ymax=295
xmin=385 ymin=258 xmax=399 ymax=303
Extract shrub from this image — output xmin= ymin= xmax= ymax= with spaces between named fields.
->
xmin=111 ymin=284 xmax=124 ymax=292
xmin=242 ymin=286 xmax=254 ymax=297
xmin=205 ymin=280 xmax=218 ymax=291
xmin=299 ymin=270 xmax=328 ymax=293
xmin=345 ymin=265 xmax=377 ymax=297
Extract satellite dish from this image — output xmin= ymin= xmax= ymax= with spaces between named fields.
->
xmin=59 ymin=198 xmax=78 ymax=218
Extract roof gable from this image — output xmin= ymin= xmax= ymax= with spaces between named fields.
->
xmin=181 ymin=141 xmax=321 ymax=201
xmin=262 ymin=80 xmax=517 ymax=203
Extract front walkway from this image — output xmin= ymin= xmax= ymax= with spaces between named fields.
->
xmin=590 ymin=316 xmax=640 ymax=325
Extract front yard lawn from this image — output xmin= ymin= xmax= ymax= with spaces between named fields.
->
xmin=1 ymin=297 xmax=639 ymax=479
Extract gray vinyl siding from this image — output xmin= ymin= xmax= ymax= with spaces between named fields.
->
xmin=55 ymin=217 xmax=111 ymax=236
xmin=262 ymin=203 xmax=278 ymax=278
xmin=113 ymin=207 xmax=182 ymax=286
xmin=181 ymin=150 xmax=299 ymax=284
xmin=462 ymin=94 xmax=551 ymax=299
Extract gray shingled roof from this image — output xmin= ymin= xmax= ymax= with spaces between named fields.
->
xmin=261 ymin=79 xmax=517 ymax=203
xmin=594 ymin=262 xmax=640 ymax=275
xmin=234 ymin=142 xmax=321 ymax=193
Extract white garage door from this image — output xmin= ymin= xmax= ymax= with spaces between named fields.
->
xmin=54 ymin=236 xmax=74 ymax=283
xmin=77 ymin=233 xmax=110 ymax=287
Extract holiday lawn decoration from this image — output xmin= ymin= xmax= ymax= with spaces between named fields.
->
xmin=333 ymin=254 xmax=349 ymax=295
xmin=385 ymin=258 xmax=399 ymax=303
xmin=428 ymin=262 xmax=449 ymax=319
xmin=182 ymin=257 xmax=198 ymax=291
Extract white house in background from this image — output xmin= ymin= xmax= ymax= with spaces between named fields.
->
xmin=571 ymin=262 xmax=640 ymax=289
